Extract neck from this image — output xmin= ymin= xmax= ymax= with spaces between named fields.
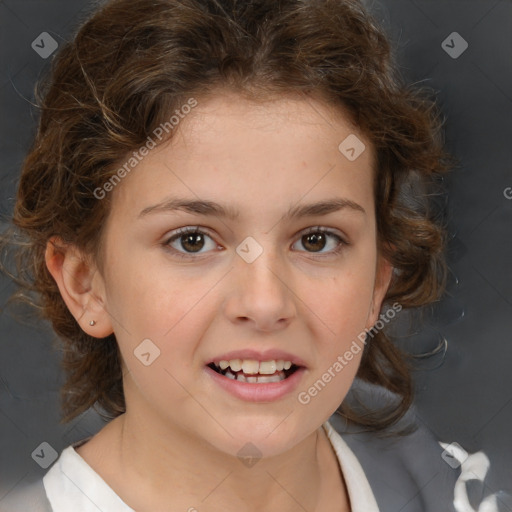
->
xmin=96 ymin=408 xmax=348 ymax=511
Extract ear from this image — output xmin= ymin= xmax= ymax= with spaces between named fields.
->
xmin=365 ymin=254 xmax=394 ymax=329
xmin=45 ymin=236 xmax=113 ymax=338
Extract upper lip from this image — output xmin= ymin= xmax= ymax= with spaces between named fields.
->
xmin=207 ymin=349 xmax=307 ymax=368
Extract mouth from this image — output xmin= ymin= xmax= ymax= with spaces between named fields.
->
xmin=207 ymin=359 xmax=302 ymax=384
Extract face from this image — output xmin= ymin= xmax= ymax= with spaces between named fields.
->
xmin=78 ymin=92 xmax=391 ymax=458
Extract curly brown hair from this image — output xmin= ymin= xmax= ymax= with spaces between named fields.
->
xmin=1 ymin=0 xmax=455 ymax=428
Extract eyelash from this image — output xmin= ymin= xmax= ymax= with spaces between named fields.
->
xmin=162 ymin=226 xmax=348 ymax=261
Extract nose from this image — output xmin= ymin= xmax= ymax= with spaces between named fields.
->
xmin=222 ymin=244 xmax=297 ymax=333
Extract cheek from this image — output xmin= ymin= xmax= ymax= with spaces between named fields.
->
xmin=109 ymin=266 xmax=213 ymax=412
xmin=302 ymin=261 xmax=376 ymax=345
xmin=106 ymin=265 xmax=222 ymax=398
xmin=296 ymin=271 xmax=373 ymax=416
xmin=104 ymin=251 xmax=210 ymax=337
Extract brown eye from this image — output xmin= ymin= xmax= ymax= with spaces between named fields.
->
xmin=302 ymin=232 xmax=327 ymax=252
xmin=180 ymin=232 xmax=205 ymax=253
xmin=164 ymin=227 xmax=217 ymax=256
xmin=292 ymin=228 xmax=346 ymax=256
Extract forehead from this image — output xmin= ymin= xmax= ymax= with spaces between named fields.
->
xmin=107 ymin=91 xmax=375 ymax=223
xmin=176 ymin=91 xmax=371 ymax=157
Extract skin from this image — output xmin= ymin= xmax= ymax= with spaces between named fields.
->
xmin=46 ymin=90 xmax=393 ymax=512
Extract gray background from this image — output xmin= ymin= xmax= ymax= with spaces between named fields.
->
xmin=0 ymin=0 xmax=511 ymax=506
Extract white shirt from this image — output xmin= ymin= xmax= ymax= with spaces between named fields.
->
xmin=43 ymin=420 xmax=379 ymax=512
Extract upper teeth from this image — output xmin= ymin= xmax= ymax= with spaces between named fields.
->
xmin=216 ymin=359 xmax=293 ymax=374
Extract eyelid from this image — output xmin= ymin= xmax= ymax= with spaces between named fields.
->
xmin=165 ymin=225 xmax=214 ymax=240
xmin=299 ymin=225 xmax=349 ymax=244
xmin=291 ymin=226 xmax=347 ymax=257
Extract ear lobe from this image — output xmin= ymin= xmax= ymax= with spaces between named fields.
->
xmin=366 ymin=255 xmax=394 ymax=329
xmin=45 ymin=236 xmax=113 ymax=338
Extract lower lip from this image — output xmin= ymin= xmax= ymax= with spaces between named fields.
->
xmin=204 ymin=365 xmax=306 ymax=402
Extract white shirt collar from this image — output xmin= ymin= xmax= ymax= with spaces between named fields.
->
xmin=43 ymin=436 xmax=135 ymax=512
xmin=43 ymin=420 xmax=379 ymax=512
xmin=322 ymin=420 xmax=380 ymax=512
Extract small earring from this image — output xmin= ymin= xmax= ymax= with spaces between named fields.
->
xmin=89 ymin=320 xmax=96 ymax=326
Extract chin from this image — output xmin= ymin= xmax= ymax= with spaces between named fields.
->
xmin=200 ymin=416 xmax=310 ymax=461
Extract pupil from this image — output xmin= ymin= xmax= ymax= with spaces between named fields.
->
xmin=303 ymin=232 xmax=325 ymax=252
xmin=182 ymin=233 xmax=204 ymax=252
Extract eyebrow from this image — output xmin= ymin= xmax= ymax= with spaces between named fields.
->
xmin=138 ymin=196 xmax=366 ymax=221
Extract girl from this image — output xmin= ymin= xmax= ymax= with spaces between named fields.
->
xmin=1 ymin=0 xmax=493 ymax=510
